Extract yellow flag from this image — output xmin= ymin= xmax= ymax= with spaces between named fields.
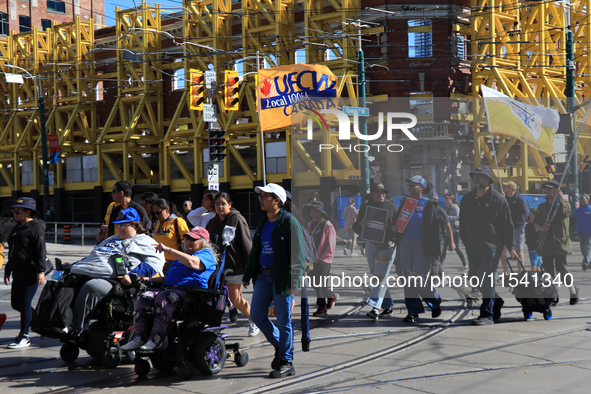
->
xmin=481 ymin=85 xmax=559 ymax=155
xmin=257 ymin=64 xmax=339 ymax=131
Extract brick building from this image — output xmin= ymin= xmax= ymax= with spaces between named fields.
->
xmin=0 ymin=0 xmax=104 ymax=35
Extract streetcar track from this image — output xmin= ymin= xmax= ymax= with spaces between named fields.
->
xmin=4 ymin=295 xmax=590 ymax=393
xmin=281 ymin=317 xmax=591 ymax=393
xmin=239 ymin=301 xmax=472 ymax=394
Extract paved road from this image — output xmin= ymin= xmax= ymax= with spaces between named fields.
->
xmin=0 ymin=242 xmax=590 ymax=393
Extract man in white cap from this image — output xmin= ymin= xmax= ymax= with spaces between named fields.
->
xmin=243 ymin=183 xmax=305 ymax=379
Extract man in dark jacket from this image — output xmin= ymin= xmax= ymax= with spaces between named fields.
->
xmin=460 ymin=166 xmax=516 ymax=325
xmin=500 ymin=181 xmax=527 ymax=276
xmin=534 ymin=179 xmax=578 ymax=305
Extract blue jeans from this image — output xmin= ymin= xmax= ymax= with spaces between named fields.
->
xmin=365 ymin=242 xmax=395 ymax=310
xmin=399 ymin=236 xmax=441 ymax=315
xmin=466 ymin=247 xmax=503 ymax=319
xmin=580 ymin=236 xmax=591 ymax=266
xmin=250 ymin=270 xmax=294 ymax=363
xmin=11 ymin=276 xmax=39 ymax=336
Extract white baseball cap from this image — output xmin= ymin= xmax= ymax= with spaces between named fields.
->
xmin=255 ymin=183 xmax=287 ymax=204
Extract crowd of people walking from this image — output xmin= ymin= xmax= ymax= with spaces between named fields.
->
xmin=2 ymin=170 xmax=590 ymax=381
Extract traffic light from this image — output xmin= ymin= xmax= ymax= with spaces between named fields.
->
xmin=224 ymin=70 xmax=240 ymax=111
xmin=209 ymin=130 xmax=226 ymax=162
xmin=545 ymin=156 xmax=555 ymax=174
xmin=190 ymin=69 xmax=205 ymax=110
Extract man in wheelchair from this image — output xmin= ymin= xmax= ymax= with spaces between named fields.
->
xmin=67 ymin=208 xmax=165 ymax=334
xmin=121 ymin=226 xmax=217 ymax=351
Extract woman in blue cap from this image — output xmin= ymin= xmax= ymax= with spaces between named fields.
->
xmin=393 ymin=176 xmax=454 ymax=323
xmin=4 ymin=197 xmax=48 ymax=349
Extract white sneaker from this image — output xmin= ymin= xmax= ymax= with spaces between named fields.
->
xmin=8 ymin=336 xmax=30 ymax=349
xmin=350 ymin=253 xmax=359 ymax=256
xmin=121 ymin=338 xmax=145 ymax=351
xmin=248 ymin=321 xmax=260 ymax=337
xmin=139 ymin=340 xmax=158 ymax=351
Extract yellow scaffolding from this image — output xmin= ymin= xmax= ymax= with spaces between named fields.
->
xmin=0 ymin=0 xmax=370 ymax=198
xmin=471 ymin=0 xmax=591 ymax=190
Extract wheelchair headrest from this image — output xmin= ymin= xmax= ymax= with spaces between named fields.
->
xmin=208 ymin=250 xmax=226 ymax=290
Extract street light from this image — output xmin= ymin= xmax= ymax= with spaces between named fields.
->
xmin=5 ymin=64 xmax=50 ymax=221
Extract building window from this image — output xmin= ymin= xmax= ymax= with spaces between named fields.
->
xmin=408 ymin=20 xmax=432 ymax=58
xmin=41 ymin=19 xmax=52 ymax=31
xmin=19 ymin=16 xmax=31 ymax=33
xmin=409 ymin=92 xmax=434 ymax=121
xmin=0 ymin=13 xmax=7 ymax=35
xmin=456 ymin=35 xmax=467 ymax=61
xmin=47 ymin=0 xmax=66 ymax=13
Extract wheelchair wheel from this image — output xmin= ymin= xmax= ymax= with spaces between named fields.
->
xmin=135 ymin=358 xmax=151 ymax=377
xmin=193 ymin=334 xmax=227 ymax=376
xmin=178 ymin=360 xmax=194 ymax=380
xmin=234 ymin=350 xmax=249 ymax=367
xmin=103 ymin=345 xmax=122 ymax=368
xmin=60 ymin=342 xmax=80 ymax=363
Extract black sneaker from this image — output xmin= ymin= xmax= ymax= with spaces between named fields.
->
xmin=403 ymin=314 xmax=419 ymax=323
xmin=570 ymin=286 xmax=579 ymax=305
xmin=431 ymin=305 xmax=442 ymax=319
xmin=471 ymin=317 xmax=494 ymax=326
xmin=493 ymin=298 xmax=504 ymax=322
xmin=7 ymin=335 xmax=30 ymax=349
xmin=269 ymin=361 xmax=295 ymax=379
xmin=229 ymin=307 xmax=239 ymax=322
xmin=552 ymin=296 xmax=559 ymax=306
xmin=583 ymin=263 xmax=588 ymax=271
xmin=380 ymin=307 xmax=394 ymax=316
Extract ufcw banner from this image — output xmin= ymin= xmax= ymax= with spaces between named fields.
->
xmin=258 ymin=64 xmax=338 ymax=131
xmin=481 ymin=85 xmax=560 ymax=155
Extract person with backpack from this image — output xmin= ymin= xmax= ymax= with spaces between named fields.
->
xmin=151 ymin=198 xmax=190 ymax=273
xmin=303 ymin=201 xmax=337 ymax=317
xmin=352 ymin=183 xmax=398 ymax=321
xmin=206 ymin=192 xmax=258 ymax=337
xmin=3 ymin=197 xmax=48 ymax=349
xmin=243 ymin=183 xmax=305 ymax=379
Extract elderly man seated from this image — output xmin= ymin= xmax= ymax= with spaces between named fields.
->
xmin=67 ymin=208 xmax=165 ymax=334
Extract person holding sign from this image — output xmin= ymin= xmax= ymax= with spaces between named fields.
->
xmin=393 ymin=176 xmax=455 ymax=323
xmin=352 ymin=183 xmax=398 ymax=321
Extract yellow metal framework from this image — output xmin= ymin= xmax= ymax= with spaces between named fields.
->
xmin=0 ymin=0 xmax=364 ymax=198
xmin=471 ymin=0 xmax=591 ymax=190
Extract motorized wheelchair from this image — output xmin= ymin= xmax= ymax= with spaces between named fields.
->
xmin=31 ymin=258 xmax=144 ymax=368
xmin=133 ymin=227 xmax=249 ymax=379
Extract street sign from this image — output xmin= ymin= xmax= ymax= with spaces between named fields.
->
xmin=342 ymin=106 xmax=369 ymax=117
xmin=203 ymin=104 xmax=217 ymax=122
xmin=205 ymin=70 xmax=216 ymax=90
xmin=208 ymin=163 xmax=219 ymax=190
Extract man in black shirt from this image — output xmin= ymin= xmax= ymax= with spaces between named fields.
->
xmin=460 ymin=166 xmax=517 ymax=325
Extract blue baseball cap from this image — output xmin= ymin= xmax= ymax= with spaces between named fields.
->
xmin=12 ymin=197 xmax=37 ymax=212
xmin=112 ymin=207 xmax=141 ymax=223
xmin=407 ymin=175 xmax=427 ymax=189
